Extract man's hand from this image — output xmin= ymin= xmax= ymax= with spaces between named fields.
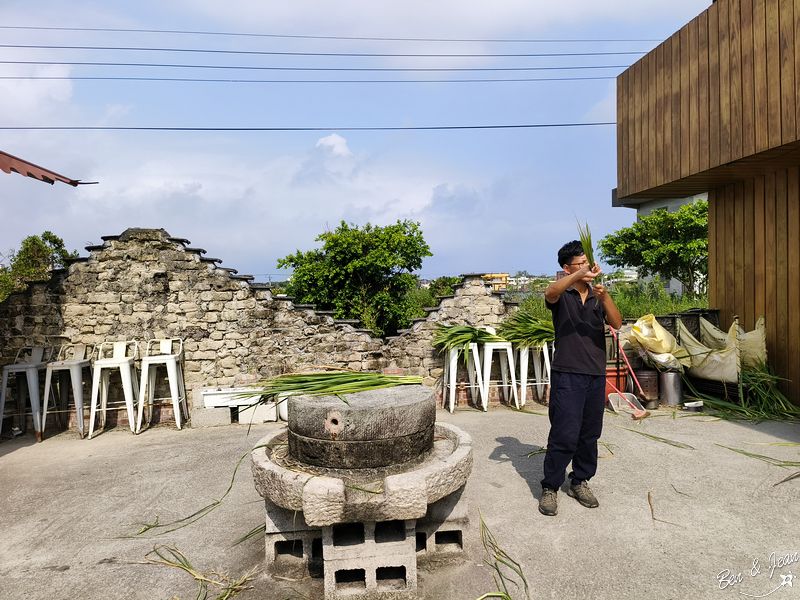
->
xmin=593 ymin=281 xmax=623 ymax=329
xmin=582 ymin=262 xmax=603 ymax=282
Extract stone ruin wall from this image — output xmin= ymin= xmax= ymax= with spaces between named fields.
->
xmin=0 ymin=228 xmax=520 ymax=424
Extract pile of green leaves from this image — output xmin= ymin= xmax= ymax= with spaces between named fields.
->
xmin=239 ymin=368 xmax=423 ymax=404
xmin=496 ymin=310 xmax=554 ymax=348
xmin=431 ymin=324 xmax=505 ymax=364
xmin=683 ymin=361 xmax=800 ymax=422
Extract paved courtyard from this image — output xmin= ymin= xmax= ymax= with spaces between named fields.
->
xmin=0 ymin=402 xmax=798 ymax=599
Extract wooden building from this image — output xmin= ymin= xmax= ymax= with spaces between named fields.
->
xmin=615 ymin=0 xmax=800 ymax=404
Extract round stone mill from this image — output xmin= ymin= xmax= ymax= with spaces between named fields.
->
xmin=286 ymin=386 xmax=436 ymax=469
xmin=251 ymin=384 xmax=473 ymax=600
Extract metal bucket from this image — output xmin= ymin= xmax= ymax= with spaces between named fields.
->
xmin=659 ymin=371 xmax=684 ymax=406
xmin=633 ymin=369 xmax=659 ymax=399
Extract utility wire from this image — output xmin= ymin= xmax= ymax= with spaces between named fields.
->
xmin=0 ymin=25 xmax=663 ymax=44
xmin=0 ymin=123 xmax=615 ymax=131
xmin=0 ymin=59 xmax=629 ymax=73
xmin=0 ymin=75 xmax=616 ymax=83
xmin=0 ymin=43 xmax=645 ymax=59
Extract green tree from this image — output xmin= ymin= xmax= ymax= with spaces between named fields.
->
xmin=428 ymin=275 xmax=460 ymax=297
xmin=0 ymin=231 xmax=78 ymax=302
xmin=277 ymin=220 xmax=432 ymax=337
xmin=598 ymin=200 xmax=708 ymax=296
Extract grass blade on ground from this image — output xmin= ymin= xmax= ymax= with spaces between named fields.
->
xmin=618 ymin=426 xmax=695 ymax=450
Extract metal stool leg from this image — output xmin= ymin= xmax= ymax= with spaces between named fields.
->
xmin=88 ymin=367 xmax=101 ymax=439
xmin=25 ymin=367 xmax=43 ymax=442
xmin=0 ymin=369 xmax=8 ymax=436
xmin=136 ymin=362 xmax=150 ymax=434
xmin=165 ymin=359 xmax=183 ymax=429
xmin=70 ymin=364 xmax=87 ymax=438
xmin=119 ymin=364 xmax=138 ymax=434
xmin=518 ymin=347 xmax=529 ymax=407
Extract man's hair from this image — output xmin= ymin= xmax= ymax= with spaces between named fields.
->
xmin=557 ymin=240 xmax=585 ymax=268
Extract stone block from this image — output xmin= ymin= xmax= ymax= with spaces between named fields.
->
xmin=239 ymin=401 xmax=277 ymax=423
xmin=189 ymin=407 xmax=231 ymax=428
xmin=322 ymin=521 xmax=418 ymax=600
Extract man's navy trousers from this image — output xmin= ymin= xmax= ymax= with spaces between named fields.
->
xmin=540 ymin=370 xmax=606 ymax=491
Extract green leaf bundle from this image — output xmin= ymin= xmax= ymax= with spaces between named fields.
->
xmin=576 ymin=219 xmax=595 ymax=268
xmin=237 ymin=368 xmax=423 ymax=403
xmin=496 ymin=310 xmax=555 ymax=348
xmin=431 ymin=324 xmax=505 ymax=364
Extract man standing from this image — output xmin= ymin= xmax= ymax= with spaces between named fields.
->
xmin=539 ymin=241 xmax=622 ymax=516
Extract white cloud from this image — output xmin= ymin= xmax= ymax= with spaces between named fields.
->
xmin=316 ymin=133 xmax=351 ymax=156
xmin=0 ymin=61 xmax=74 ymax=124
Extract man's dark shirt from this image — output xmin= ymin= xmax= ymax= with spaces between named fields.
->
xmin=546 ymin=285 xmax=607 ymax=376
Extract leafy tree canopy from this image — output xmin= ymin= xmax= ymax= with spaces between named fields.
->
xmin=0 ymin=231 xmax=78 ymax=303
xmin=428 ymin=275 xmax=460 ymax=298
xmin=598 ymin=200 xmax=708 ymax=295
xmin=277 ymin=220 xmax=432 ymax=337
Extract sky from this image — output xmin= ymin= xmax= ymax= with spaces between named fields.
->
xmin=0 ymin=0 xmax=711 ymax=282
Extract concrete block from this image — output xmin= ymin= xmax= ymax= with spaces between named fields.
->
xmin=322 ymin=520 xmax=418 ymax=600
xmin=239 ymin=401 xmax=277 ymax=423
xmin=189 ymin=407 xmax=231 ymax=428
xmin=415 ymin=485 xmax=468 ymax=560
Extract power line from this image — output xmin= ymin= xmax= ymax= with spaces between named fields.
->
xmin=0 ymin=123 xmax=616 ymax=131
xmin=0 ymin=75 xmax=617 ymax=84
xmin=0 ymin=25 xmax=663 ymax=44
xmin=0 ymin=43 xmax=645 ymax=59
xmin=0 ymin=59 xmax=629 ymax=73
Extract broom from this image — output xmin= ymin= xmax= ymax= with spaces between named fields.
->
xmin=608 ymin=325 xmax=651 ymax=403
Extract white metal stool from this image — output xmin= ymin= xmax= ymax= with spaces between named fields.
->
xmin=515 ymin=341 xmax=552 ymax=407
xmin=442 ymin=343 xmax=485 ymax=412
xmin=136 ymin=338 xmax=188 ymax=433
xmin=0 ymin=347 xmax=52 ymax=442
xmin=479 ymin=327 xmax=519 ymax=409
xmin=88 ymin=341 xmax=139 ymax=439
xmin=43 ymin=344 xmax=94 ymax=439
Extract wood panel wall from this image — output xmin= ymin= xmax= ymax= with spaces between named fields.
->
xmin=617 ymin=0 xmax=800 ymax=198
xmin=709 ymin=169 xmax=800 ymax=403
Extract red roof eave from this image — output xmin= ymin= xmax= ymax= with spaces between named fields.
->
xmin=0 ymin=150 xmax=97 ymax=187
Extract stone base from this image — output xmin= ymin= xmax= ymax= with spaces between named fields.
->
xmin=263 ymin=485 xmax=468 ymax=600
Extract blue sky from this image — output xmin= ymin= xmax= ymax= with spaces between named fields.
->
xmin=0 ymin=0 xmax=710 ymax=281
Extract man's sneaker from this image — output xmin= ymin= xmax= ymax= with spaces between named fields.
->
xmin=539 ymin=488 xmax=558 ymax=516
xmin=567 ymin=481 xmax=599 ymax=508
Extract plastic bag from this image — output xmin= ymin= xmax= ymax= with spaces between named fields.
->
xmin=700 ymin=315 xmax=767 ymax=370
xmin=630 ymin=314 xmax=691 ymax=368
xmin=679 ymin=319 xmax=740 ymax=383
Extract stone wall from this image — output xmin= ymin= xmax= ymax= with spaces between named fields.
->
xmin=0 ymin=228 xmax=520 ymax=425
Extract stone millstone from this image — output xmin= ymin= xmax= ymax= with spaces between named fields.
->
xmin=287 ymin=385 xmax=436 ymax=469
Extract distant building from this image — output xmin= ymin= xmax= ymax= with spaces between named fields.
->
xmin=482 ymin=273 xmax=508 ymax=292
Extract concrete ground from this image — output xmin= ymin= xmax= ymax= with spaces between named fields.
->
xmin=1 ymin=402 xmax=798 ymax=600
